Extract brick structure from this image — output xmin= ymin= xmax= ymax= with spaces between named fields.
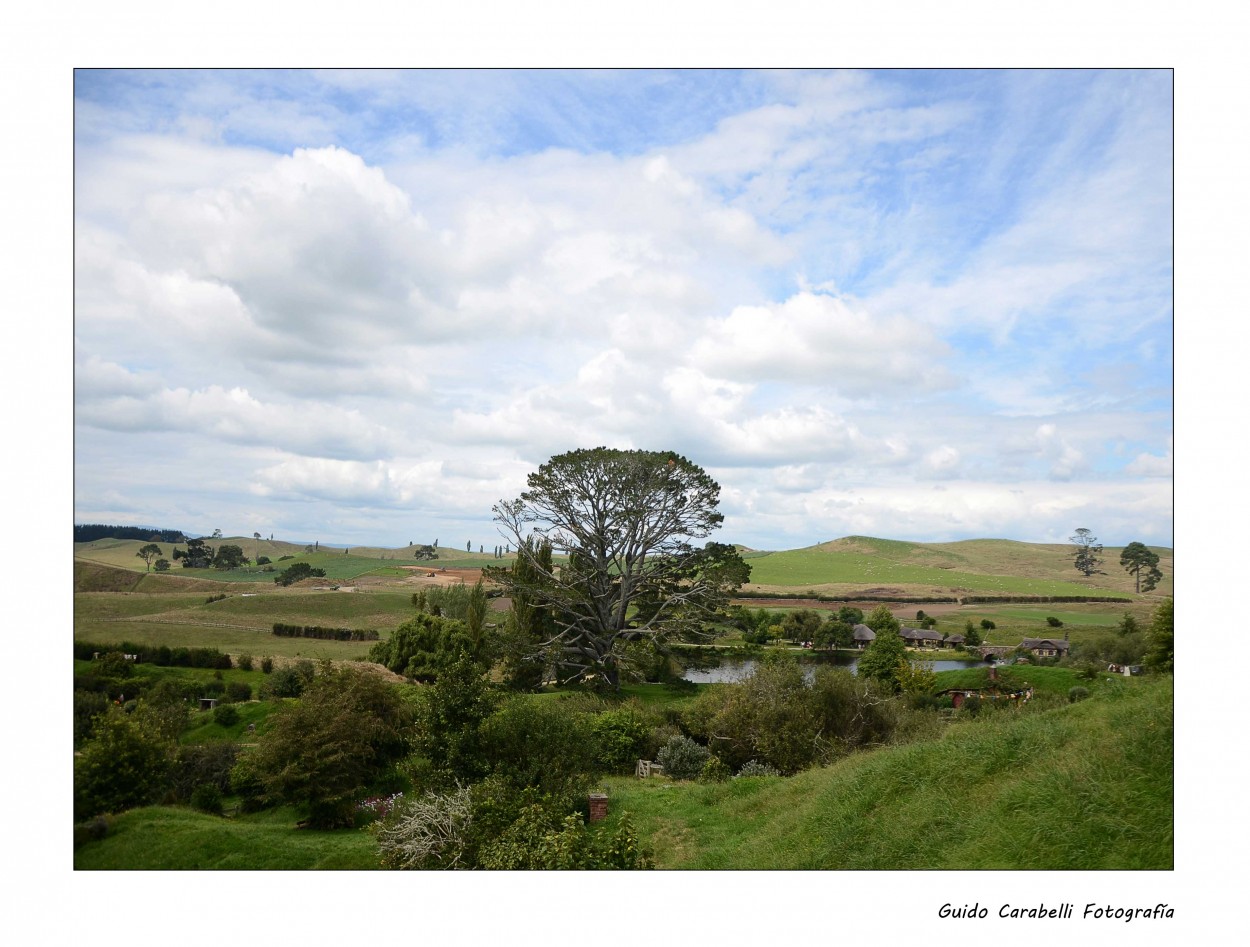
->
xmin=588 ymin=793 xmax=609 ymax=823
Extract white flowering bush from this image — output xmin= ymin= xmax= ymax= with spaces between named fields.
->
xmin=735 ymin=760 xmax=781 ymax=778
xmin=374 ymin=786 xmax=473 ymax=869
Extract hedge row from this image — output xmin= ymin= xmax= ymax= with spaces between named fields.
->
xmin=733 ymin=591 xmax=961 ymax=604
xmin=959 ymin=595 xmax=1132 ymax=604
xmin=271 ymin=623 xmax=380 ymax=641
xmin=73 ymin=640 xmax=233 ymax=669
xmin=733 ymin=591 xmax=1130 ymax=605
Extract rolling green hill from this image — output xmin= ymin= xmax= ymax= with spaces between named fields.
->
xmin=741 ymin=535 xmax=1172 ymax=599
xmin=600 ymin=675 xmax=1173 ymax=869
xmin=75 ymin=532 xmax=1172 ymax=602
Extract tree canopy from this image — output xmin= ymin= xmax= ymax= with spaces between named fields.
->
xmin=490 ymin=448 xmax=749 ymax=688
xmin=135 ymin=543 xmax=162 ymax=571
xmin=1071 ymin=528 xmax=1103 ymax=577
xmin=242 ymin=664 xmax=414 ymax=827
xmin=1120 ymin=541 xmax=1163 ymax=593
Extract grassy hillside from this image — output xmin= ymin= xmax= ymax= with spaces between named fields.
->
xmin=600 ymin=675 xmax=1172 ymax=869
xmin=73 ymin=806 xmax=378 ymax=870
xmin=742 ymin=535 xmax=1173 ymax=599
xmin=75 ymin=538 xmax=502 ymax=583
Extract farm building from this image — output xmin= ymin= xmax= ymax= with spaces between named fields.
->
xmin=1017 ymin=637 xmax=1070 ymax=658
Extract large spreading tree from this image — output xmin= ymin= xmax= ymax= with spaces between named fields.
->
xmin=490 ymin=448 xmax=750 ymax=689
xmin=1119 ymin=541 xmax=1163 ymax=593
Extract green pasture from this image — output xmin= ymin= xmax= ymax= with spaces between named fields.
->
xmin=75 ymin=538 xmax=501 ymax=582
xmin=599 ymin=675 xmax=1172 ymax=869
xmin=746 ymin=548 xmax=1122 ymax=597
xmin=74 ymin=587 xmax=420 ymax=658
xmin=743 ymin=535 xmax=1171 ymax=599
xmin=73 ymin=805 xmax=379 ymax=870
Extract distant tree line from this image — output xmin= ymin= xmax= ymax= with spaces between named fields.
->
xmin=75 ymin=524 xmax=187 ymax=544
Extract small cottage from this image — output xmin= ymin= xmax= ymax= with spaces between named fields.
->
xmin=852 ymin=624 xmax=876 ymax=649
xmin=900 ymin=627 xmax=944 ymax=649
xmin=1018 ymin=637 xmax=1070 ymax=658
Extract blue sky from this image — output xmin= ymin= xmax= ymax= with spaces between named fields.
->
xmin=73 ymin=68 xmax=1173 ymax=549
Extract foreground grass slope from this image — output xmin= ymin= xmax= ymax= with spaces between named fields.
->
xmin=73 ymin=806 xmax=378 ymax=870
xmin=602 ymin=676 xmax=1172 ymax=869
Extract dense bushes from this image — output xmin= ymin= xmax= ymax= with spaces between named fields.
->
xmin=375 ymin=780 xmax=652 ymax=870
xmin=74 ymin=705 xmax=176 ymax=820
xmin=240 ymin=664 xmax=415 ymax=828
xmin=259 ymin=660 xmax=315 ymax=699
xmin=590 ymin=707 xmax=652 ymax=772
xmin=684 ymin=657 xmax=912 ymax=774
xmin=73 ymin=640 xmax=232 ymax=670
xmin=480 ymin=697 xmax=598 ymax=798
xmin=169 ymin=742 xmax=239 ymax=803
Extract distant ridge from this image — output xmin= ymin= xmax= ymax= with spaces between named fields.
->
xmin=74 ymin=524 xmax=187 ymax=544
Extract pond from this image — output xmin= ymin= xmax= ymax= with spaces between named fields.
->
xmin=682 ymin=652 xmax=986 ymax=684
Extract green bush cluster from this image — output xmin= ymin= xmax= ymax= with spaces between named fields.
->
xmin=684 ymin=657 xmax=910 ymax=774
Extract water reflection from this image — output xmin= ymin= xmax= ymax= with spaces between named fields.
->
xmin=682 ymin=653 xmax=982 ymax=684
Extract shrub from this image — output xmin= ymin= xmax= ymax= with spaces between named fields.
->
xmin=736 ymin=759 xmax=781 ymax=778
xmin=249 ymin=665 xmax=415 ymax=828
xmin=478 ymin=806 xmax=653 ymax=870
xmin=589 ymin=707 xmax=652 ymax=773
xmin=1046 ymin=616 xmax=1064 ymax=627
xmin=190 ymin=783 xmax=224 ymax=815
xmin=73 ymin=815 xmax=112 ymax=848
xmin=262 ymin=666 xmax=307 ymax=699
xmin=74 ymin=706 xmax=176 ymax=820
xmin=413 ymin=653 xmax=497 ymax=787
xmin=700 ymin=756 xmax=732 ymax=783
xmin=237 ymin=653 xmax=254 ymax=671
xmin=376 ymin=785 xmax=475 ymax=869
xmin=260 ymin=656 xmax=274 ymax=674
xmin=657 ymin=734 xmax=710 ymax=781
xmin=1068 ymin=686 xmax=1090 ymax=703
xmin=74 ymin=689 xmax=112 ymax=748
xmin=171 ymin=743 xmax=239 ymax=802
xmin=226 ymin=681 xmax=252 ymax=703
xmin=480 ymin=697 xmax=596 ymax=798
xmin=213 ymin=703 xmax=240 ymax=727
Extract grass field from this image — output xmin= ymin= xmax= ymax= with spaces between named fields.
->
xmin=74 ymin=538 xmax=503 ymax=583
xmin=742 ymin=535 xmax=1173 ymax=599
xmin=73 ymin=805 xmax=379 ymax=869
